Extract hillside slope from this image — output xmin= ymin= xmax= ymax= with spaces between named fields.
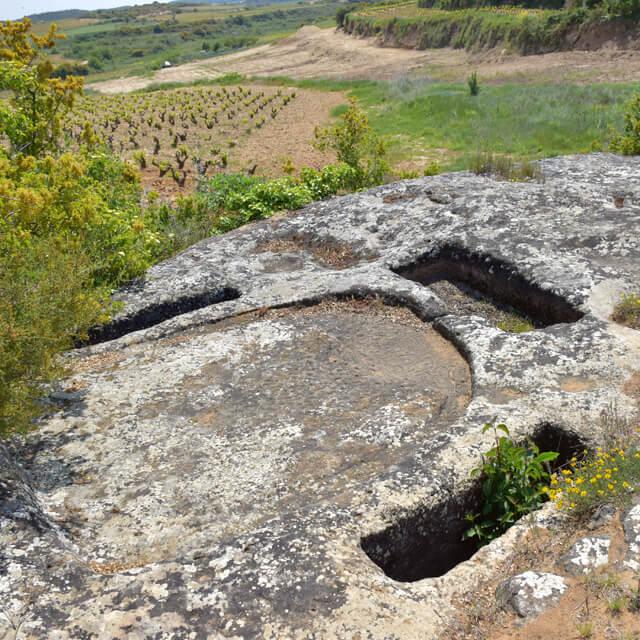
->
xmin=90 ymin=24 xmax=640 ymax=94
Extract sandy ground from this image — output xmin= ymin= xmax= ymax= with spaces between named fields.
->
xmin=90 ymin=26 xmax=640 ymax=95
xmin=450 ymin=46 xmax=640 ymax=84
xmin=90 ymin=26 xmax=447 ymax=93
xmin=446 ymin=509 xmax=640 ymax=640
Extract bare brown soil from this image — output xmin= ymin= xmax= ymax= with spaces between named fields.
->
xmin=444 ymin=47 xmax=640 ymax=84
xmin=253 ymin=235 xmax=378 ymax=269
xmin=89 ymin=26 xmax=440 ymax=94
xmin=71 ymin=84 xmax=343 ymax=199
xmin=90 ymin=26 xmax=640 ymax=96
xmin=139 ymin=85 xmax=343 ymax=198
xmin=447 ymin=511 xmax=640 ymax=640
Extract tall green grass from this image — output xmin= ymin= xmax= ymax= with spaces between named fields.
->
xmin=353 ymin=81 xmax=632 ymax=167
xmin=259 ymin=77 xmax=633 ymax=168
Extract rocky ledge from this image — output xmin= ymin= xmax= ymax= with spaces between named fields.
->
xmin=1 ymin=154 xmax=640 ymax=639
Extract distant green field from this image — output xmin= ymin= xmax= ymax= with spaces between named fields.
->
xmin=42 ymin=0 xmax=342 ymax=80
xmin=30 ymin=17 xmax=99 ymax=34
xmin=352 ymin=80 xmax=632 ymax=168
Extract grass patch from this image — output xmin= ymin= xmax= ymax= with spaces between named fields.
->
xmin=469 ymin=151 xmax=542 ymax=181
xmin=612 ymin=293 xmax=640 ymax=329
xmin=496 ymin=313 xmax=536 ymax=333
xmin=346 ymin=80 xmax=631 ymax=169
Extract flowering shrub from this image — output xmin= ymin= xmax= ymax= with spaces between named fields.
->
xmin=0 ymin=151 xmax=165 ymax=286
xmin=0 ymin=150 xmax=170 ymax=437
xmin=0 ymin=19 xmax=83 ymax=156
xmin=548 ymin=446 xmax=640 ymax=515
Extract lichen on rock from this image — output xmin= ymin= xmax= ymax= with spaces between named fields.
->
xmin=1 ymin=154 xmax=640 ymax=638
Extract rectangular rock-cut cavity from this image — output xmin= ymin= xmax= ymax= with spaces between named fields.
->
xmin=393 ymin=245 xmax=583 ymax=329
xmin=85 ymin=286 xmax=241 ymax=345
xmin=361 ymin=424 xmax=587 ymax=581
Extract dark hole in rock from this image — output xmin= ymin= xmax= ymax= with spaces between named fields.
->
xmin=393 ymin=245 xmax=583 ymax=329
xmin=530 ymin=422 xmax=587 ymax=470
xmin=84 ymin=286 xmax=241 ymax=345
xmin=360 ymin=424 xmax=588 ymax=582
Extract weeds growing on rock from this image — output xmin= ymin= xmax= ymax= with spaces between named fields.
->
xmin=612 ymin=293 xmax=640 ymax=330
xmin=576 ymin=621 xmax=594 ymax=638
xmin=470 ymin=151 xmax=542 ymax=182
xmin=496 ymin=313 xmax=535 ymax=334
xmin=423 ymin=161 xmax=441 ymax=176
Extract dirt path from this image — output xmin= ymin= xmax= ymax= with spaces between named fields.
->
xmin=435 ymin=46 xmax=640 ymax=84
xmin=90 ymin=26 xmax=640 ymax=95
xmin=89 ymin=26 xmax=440 ymax=93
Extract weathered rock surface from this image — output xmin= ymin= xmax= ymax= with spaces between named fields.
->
xmin=561 ymin=536 xmax=611 ymax=575
xmin=2 ymin=154 xmax=640 ymax=638
xmin=496 ymin=571 xmax=568 ymax=618
xmin=623 ymin=503 xmax=640 ymax=571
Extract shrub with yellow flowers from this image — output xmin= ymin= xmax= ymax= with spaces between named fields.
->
xmin=547 ymin=446 xmax=640 ymax=516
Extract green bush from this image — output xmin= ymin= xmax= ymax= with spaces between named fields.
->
xmin=0 ymin=149 xmax=171 ymax=437
xmin=0 ymin=238 xmax=109 ymax=437
xmin=467 ymin=71 xmax=480 ymax=96
xmin=0 ymin=19 xmax=83 ymax=156
xmin=188 ymin=162 xmax=360 ymax=236
xmin=610 ymin=93 xmax=640 ymax=155
xmin=464 ymin=423 xmax=559 ymax=545
xmin=0 ymin=152 xmax=165 ymax=286
xmin=314 ymin=98 xmax=388 ymax=188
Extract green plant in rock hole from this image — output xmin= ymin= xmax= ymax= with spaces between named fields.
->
xmin=463 ymin=422 xmax=559 ymax=545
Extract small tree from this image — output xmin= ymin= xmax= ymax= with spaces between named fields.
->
xmin=314 ymin=97 xmax=387 ymax=188
xmin=467 ymin=71 xmax=480 ymax=97
xmin=0 ymin=18 xmax=83 ymax=156
xmin=335 ymin=6 xmax=352 ymax=29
